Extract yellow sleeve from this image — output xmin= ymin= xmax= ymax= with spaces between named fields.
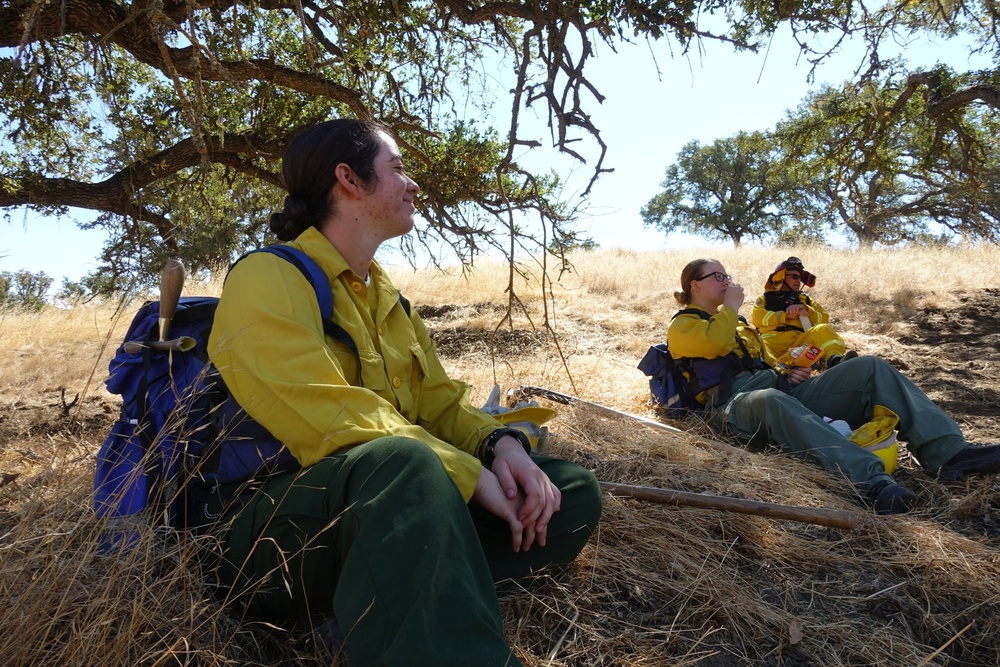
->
xmin=741 ymin=324 xmax=778 ymax=367
xmin=667 ymin=306 xmax=741 ymax=359
xmin=407 ymin=312 xmax=502 ymax=455
xmin=209 ymin=253 xmax=485 ymax=500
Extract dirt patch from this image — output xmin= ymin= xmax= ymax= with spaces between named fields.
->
xmin=894 ymin=288 xmax=1000 ymax=442
xmin=879 ymin=288 xmax=1000 ymax=544
xmin=429 ymin=325 xmax=549 ymax=358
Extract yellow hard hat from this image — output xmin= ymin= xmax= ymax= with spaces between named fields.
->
xmin=849 ymin=405 xmax=899 ymax=474
xmin=494 ymin=405 xmax=558 ymax=452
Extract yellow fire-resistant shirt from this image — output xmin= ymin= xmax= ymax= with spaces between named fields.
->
xmin=209 ymin=227 xmax=498 ymax=500
xmin=667 ymin=304 xmax=776 ymax=367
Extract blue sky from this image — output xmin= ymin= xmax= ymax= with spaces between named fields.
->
xmin=1 ymin=24 xmax=989 ymax=283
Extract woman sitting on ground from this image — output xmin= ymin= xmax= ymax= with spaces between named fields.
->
xmin=667 ymin=257 xmax=1000 ymax=515
xmin=750 ymin=256 xmax=856 ymax=369
xmin=197 ymin=118 xmax=602 ymax=666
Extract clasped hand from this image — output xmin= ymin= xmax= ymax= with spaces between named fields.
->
xmin=785 ymin=304 xmax=808 ymax=319
xmin=473 ymin=436 xmax=561 ymax=552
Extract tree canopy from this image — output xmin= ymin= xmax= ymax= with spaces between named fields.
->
xmin=640 ymin=131 xmax=794 ymax=247
xmin=4 ymin=1 xmax=1000 ymax=290
xmin=776 ymin=67 xmax=1000 ymax=247
xmin=645 ymin=64 xmax=1000 ymax=248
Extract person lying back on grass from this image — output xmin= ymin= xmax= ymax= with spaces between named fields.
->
xmin=667 ymin=257 xmax=1000 ymax=515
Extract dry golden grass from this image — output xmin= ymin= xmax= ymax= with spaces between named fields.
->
xmin=3 ymin=243 xmax=1000 ymax=666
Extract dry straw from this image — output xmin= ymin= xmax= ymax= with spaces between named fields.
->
xmin=2 ymin=244 xmax=1000 ymax=665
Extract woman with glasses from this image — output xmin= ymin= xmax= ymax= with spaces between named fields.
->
xmin=751 ymin=256 xmax=855 ymax=369
xmin=667 ymin=257 xmax=1000 ymax=515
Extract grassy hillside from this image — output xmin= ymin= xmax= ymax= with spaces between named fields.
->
xmin=2 ymin=243 xmax=1000 ymax=665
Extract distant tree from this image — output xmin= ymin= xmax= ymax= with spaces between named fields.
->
xmin=640 ymin=132 xmax=798 ymax=247
xmin=56 ymin=279 xmax=89 ymax=304
xmin=776 ymin=68 xmax=1000 ymax=248
xmin=0 ymin=270 xmax=52 ymax=310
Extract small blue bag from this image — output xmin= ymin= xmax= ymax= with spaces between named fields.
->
xmin=637 ymin=343 xmax=704 ymax=418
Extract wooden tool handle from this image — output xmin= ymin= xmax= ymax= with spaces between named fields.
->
xmin=158 ymin=258 xmax=185 ymax=341
xmin=600 ymin=481 xmax=859 ymax=530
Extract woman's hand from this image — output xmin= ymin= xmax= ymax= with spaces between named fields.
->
xmin=786 ymin=366 xmax=813 ymax=386
xmin=723 ymin=281 xmax=745 ymax=312
xmin=472 ymin=467 xmax=526 ymax=550
xmin=476 ymin=436 xmax=561 ymax=552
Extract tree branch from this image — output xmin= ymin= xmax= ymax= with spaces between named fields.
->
xmin=895 ymin=71 xmax=1000 ymax=117
xmin=1 ymin=131 xmax=286 ymax=246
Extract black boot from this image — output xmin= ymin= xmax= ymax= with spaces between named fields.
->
xmin=936 ymin=443 xmax=1000 ymax=482
xmin=828 ymin=350 xmax=859 ymax=368
xmin=868 ymin=481 xmax=917 ymax=515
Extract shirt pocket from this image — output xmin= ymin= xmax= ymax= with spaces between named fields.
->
xmin=359 ymin=350 xmax=387 ymax=392
xmin=406 ymin=342 xmax=429 ymax=412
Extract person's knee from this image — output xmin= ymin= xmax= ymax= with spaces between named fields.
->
xmin=349 ymin=436 xmax=440 ymax=466
xmin=743 ymin=387 xmax=789 ymax=406
xmin=563 ymin=466 xmax=602 ymax=529
xmin=338 ymin=436 xmax=453 ymax=491
xmin=849 ymin=354 xmax=884 ymax=373
xmin=540 ymin=459 xmax=602 ymax=533
xmin=734 ymin=387 xmax=802 ymax=425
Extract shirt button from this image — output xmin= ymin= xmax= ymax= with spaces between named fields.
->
xmin=392 ymin=377 xmax=401 ymax=388
xmin=351 ymin=282 xmax=363 ymax=292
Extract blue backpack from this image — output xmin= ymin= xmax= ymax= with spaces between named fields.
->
xmin=637 ymin=342 xmax=704 ymax=418
xmin=638 ymin=308 xmax=758 ymax=418
xmin=637 ymin=308 xmax=710 ymax=417
xmin=94 ymin=245 xmax=363 ymax=550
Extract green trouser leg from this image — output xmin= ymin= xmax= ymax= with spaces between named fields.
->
xmin=204 ymin=437 xmax=521 ymax=667
xmin=468 ymin=456 xmax=603 ymax=584
xmin=711 ymin=356 xmax=968 ymax=492
xmin=789 ymin=355 xmax=967 ymax=471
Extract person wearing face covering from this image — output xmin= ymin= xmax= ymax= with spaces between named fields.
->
xmin=751 ymin=256 xmax=856 ymax=369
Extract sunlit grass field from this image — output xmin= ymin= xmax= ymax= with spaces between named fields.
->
xmin=2 ymin=242 xmax=1000 ymax=665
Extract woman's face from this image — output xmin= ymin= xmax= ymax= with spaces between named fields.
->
xmin=358 ymin=131 xmax=421 ymax=242
xmin=690 ymin=261 xmax=731 ymax=306
xmin=782 ymin=268 xmax=803 ymax=291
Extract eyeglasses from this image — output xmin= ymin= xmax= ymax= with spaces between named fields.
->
xmin=785 ymin=273 xmax=802 ymax=281
xmin=693 ymin=271 xmax=731 ymax=283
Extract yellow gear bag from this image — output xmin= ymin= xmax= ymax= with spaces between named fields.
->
xmin=849 ymin=405 xmax=900 ymax=474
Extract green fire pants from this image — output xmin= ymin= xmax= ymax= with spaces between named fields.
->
xmin=710 ymin=355 xmax=968 ymax=493
xmin=194 ymin=436 xmax=602 ymax=666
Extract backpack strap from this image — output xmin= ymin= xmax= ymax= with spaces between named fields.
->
xmin=669 ymin=307 xmax=770 ymax=403
xmin=231 ymin=245 xmax=412 ymax=384
xmin=250 ymin=245 xmax=363 ymax=361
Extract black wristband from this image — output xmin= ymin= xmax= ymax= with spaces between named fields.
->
xmin=478 ymin=428 xmax=531 ymax=470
